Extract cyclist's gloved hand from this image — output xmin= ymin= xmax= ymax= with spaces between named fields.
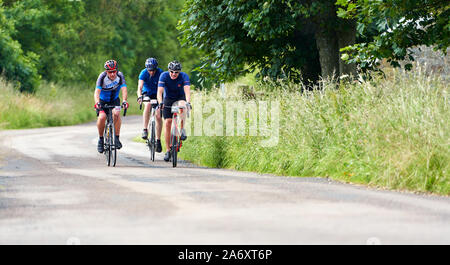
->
xmin=159 ymin=103 xmax=164 ymax=109
xmin=137 ymin=96 xmax=143 ymax=105
xmin=122 ymin=101 xmax=129 ymax=109
xmin=186 ymin=102 xmax=192 ymax=110
xmin=94 ymin=102 xmax=101 ymax=110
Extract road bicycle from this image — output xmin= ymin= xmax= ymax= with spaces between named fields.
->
xmin=101 ymin=104 xmax=127 ymax=167
xmin=167 ymin=100 xmax=190 ymax=167
xmin=140 ymin=96 xmax=160 ymax=162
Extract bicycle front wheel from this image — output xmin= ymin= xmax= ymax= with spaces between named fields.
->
xmin=172 ymin=134 xmax=177 ymax=167
xmin=105 ymin=126 xmax=111 ymax=166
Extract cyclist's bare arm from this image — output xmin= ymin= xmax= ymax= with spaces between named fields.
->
xmin=94 ymin=88 xmax=101 ymax=105
xmin=157 ymin=86 xmax=164 ymax=105
xmin=137 ymin=80 xmax=144 ymax=98
xmin=121 ymin=86 xmax=128 ymax=102
xmin=184 ymin=85 xmax=191 ymax=103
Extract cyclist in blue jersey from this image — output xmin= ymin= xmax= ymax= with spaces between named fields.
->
xmin=94 ymin=60 xmax=129 ymax=153
xmin=137 ymin=58 xmax=164 ymax=152
xmin=157 ymin=60 xmax=191 ymax=162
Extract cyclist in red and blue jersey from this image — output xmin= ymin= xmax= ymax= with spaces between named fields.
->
xmin=94 ymin=60 xmax=129 ymax=153
xmin=137 ymin=58 xmax=164 ymax=152
xmin=157 ymin=60 xmax=191 ymax=162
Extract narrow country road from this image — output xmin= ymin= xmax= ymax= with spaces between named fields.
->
xmin=0 ymin=116 xmax=449 ymax=244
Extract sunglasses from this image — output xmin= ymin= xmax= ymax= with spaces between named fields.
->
xmin=107 ymin=70 xmax=117 ymax=74
xmin=170 ymin=71 xmax=180 ymax=74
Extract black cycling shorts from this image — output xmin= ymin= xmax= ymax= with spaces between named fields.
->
xmin=142 ymin=92 xmax=158 ymax=109
xmin=163 ymin=96 xmax=186 ymax=119
xmin=99 ymin=97 xmax=121 ymax=116
xmin=142 ymin=92 xmax=157 ymax=100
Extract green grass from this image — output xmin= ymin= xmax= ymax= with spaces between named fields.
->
xmin=177 ymin=67 xmax=449 ymax=195
xmin=0 ymin=78 xmax=140 ymax=129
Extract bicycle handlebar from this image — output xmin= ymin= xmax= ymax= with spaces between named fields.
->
xmin=99 ymin=104 xmax=127 ymax=117
xmin=139 ymin=96 xmax=159 ymax=110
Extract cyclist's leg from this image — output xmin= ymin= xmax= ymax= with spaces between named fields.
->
xmin=142 ymin=92 xmax=151 ymax=131
xmin=143 ymin=102 xmax=151 ymax=128
xmin=97 ymin=100 xmax=108 ymax=137
xmin=113 ymin=109 xmax=121 ymax=135
xmin=97 ymin=101 xmax=108 ymax=153
xmin=178 ymin=98 xmax=187 ymax=139
xmin=164 ymin=118 xmax=172 ymax=152
xmin=152 ymin=94 xmax=163 ymax=141
xmin=163 ymin=116 xmax=172 ymax=161
xmin=112 ymin=98 xmax=121 ymax=136
xmin=162 ymin=98 xmax=175 ymax=152
xmin=97 ymin=111 xmax=107 ymax=137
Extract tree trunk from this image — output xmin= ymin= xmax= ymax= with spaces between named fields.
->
xmin=315 ymin=28 xmax=340 ymax=81
xmin=314 ymin=1 xmax=340 ymax=81
xmin=338 ymin=19 xmax=357 ymax=77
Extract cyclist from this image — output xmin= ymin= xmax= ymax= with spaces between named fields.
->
xmin=157 ymin=60 xmax=191 ymax=162
xmin=137 ymin=57 xmax=164 ymax=152
xmin=94 ymin=59 xmax=129 ymax=153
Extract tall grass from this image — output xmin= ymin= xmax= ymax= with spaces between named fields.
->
xmin=0 ymin=78 xmax=139 ymax=130
xmin=179 ymin=67 xmax=449 ymax=195
xmin=0 ymin=78 xmax=94 ymax=129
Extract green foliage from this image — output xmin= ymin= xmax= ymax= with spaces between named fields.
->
xmin=337 ymin=0 xmax=450 ymax=70
xmin=0 ymin=0 xmax=40 ymax=92
xmin=0 ymin=0 xmax=203 ymax=93
xmin=178 ymin=0 xmax=323 ymax=84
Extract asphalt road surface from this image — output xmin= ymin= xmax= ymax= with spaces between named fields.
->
xmin=0 ymin=116 xmax=449 ymax=244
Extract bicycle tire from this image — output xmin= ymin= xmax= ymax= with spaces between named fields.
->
xmin=105 ymin=125 xmax=111 ymax=166
xmin=111 ymin=122 xmax=117 ymax=167
xmin=172 ymin=134 xmax=177 ymax=167
xmin=150 ymin=120 xmax=156 ymax=162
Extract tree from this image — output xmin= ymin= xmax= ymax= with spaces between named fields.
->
xmin=0 ymin=0 xmax=40 ymax=92
xmin=337 ymin=0 xmax=450 ymax=70
xmin=0 ymin=0 xmax=204 ymax=91
xmin=179 ymin=0 xmax=358 ymax=84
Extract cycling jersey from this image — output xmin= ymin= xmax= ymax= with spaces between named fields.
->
xmin=139 ymin=67 xmax=163 ymax=96
xmin=96 ymin=71 xmax=127 ymax=102
xmin=158 ymin=71 xmax=190 ymax=100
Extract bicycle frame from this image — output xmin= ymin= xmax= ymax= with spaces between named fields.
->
xmin=100 ymin=103 xmax=126 ymax=167
xmin=142 ymin=97 xmax=159 ymax=162
xmin=170 ymin=103 xmax=187 ymax=147
xmin=102 ymin=105 xmax=117 ymax=167
xmin=169 ymin=100 xmax=190 ymax=167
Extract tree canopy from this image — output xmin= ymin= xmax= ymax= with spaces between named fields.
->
xmin=1 ymin=0 xmax=448 ymax=92
xmin=337 ymin=0 xmax=449 ymax=70
xmin=0 ymin=0 xmax=40 ymax=92
xmin=179 ymin=0 xmax=357 ymax=84
xmin=0 ymin=0 xmax=202 ymax=92
xmin=179 ymin=0 xmax=449 ymax=84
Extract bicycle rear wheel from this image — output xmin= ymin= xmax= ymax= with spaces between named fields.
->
xmin=111 ymin=123 xmax=117 ymax=167
xmin=172 ymin=134 xmax=177 ymax=167
xmin=150 ymin=120 xmax=156 ymax=162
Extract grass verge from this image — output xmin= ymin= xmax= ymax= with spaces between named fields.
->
xmin=0 ymin=78 xmax=140 ymax=130
xmin=176 ymin=67 xmax=449 ymax=195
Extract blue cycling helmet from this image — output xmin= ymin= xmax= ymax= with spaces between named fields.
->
xmin=145 ymin=58 xmax=158 ymax=71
